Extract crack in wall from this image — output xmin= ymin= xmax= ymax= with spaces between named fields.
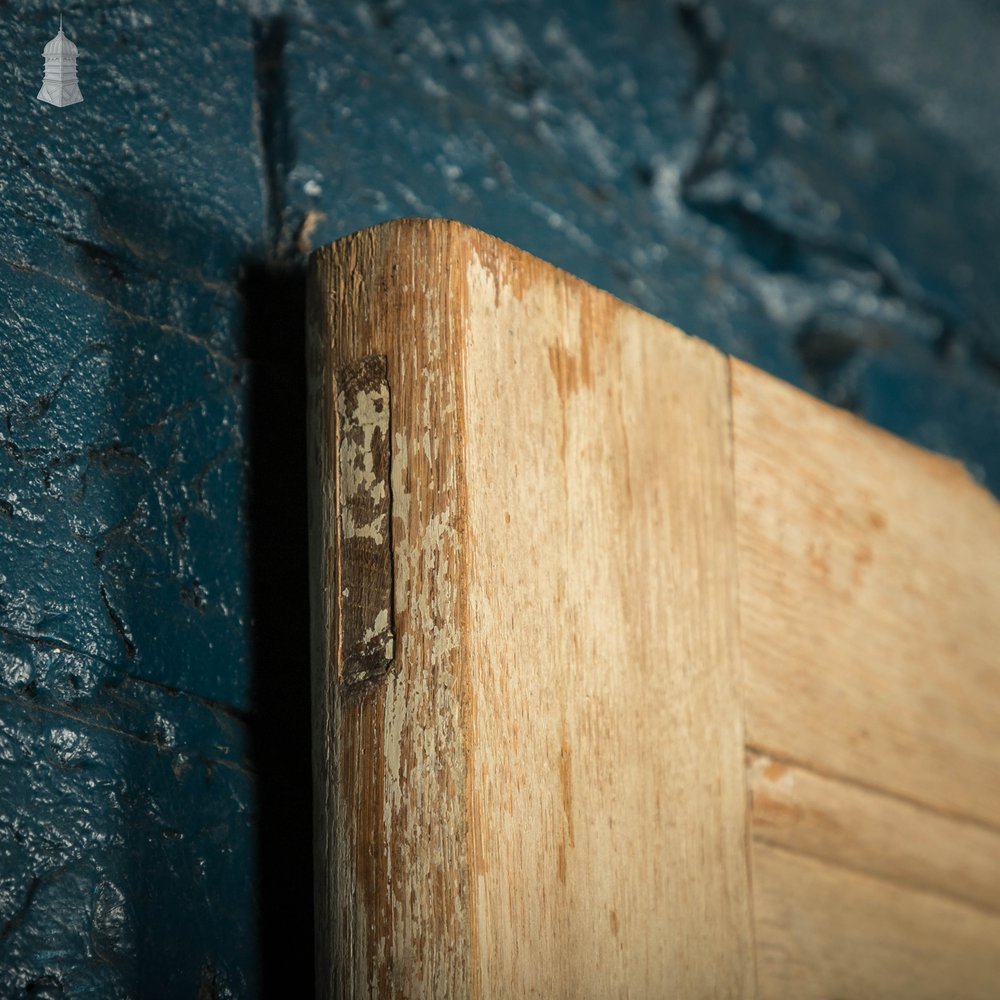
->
xmin=252 ymin=15 xmax=297 ymax=261
xmin=676 ymin=1 xmax=734 ymax=194
xmin=98 ymin=585 xmax=136 ymax=662
xmin=671 ymin=2 xmax=1000 ymax=424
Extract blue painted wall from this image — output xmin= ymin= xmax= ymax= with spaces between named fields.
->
xmin=2 ymin=1 xmax=998 ymax=995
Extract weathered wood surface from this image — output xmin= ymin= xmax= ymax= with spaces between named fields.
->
xmin=310 ymin=218 xmax=1000 ymax=999
xmin=334 ymin=354 xmax=395 ymax=685
xmin=748 ymin=750 xmax=1000 ymax=914
xmin=732 ymin=360 xmax=1000 ymax=829
xmin=308 ymin=218 xmax=755 ymax=998
xmin=460 ymin=236 xmax=754 ymax=997
xmin=308 ymin=221 xmax=472 ymax=999
xmin=754 ymin=843 xmax=1000 ymax=1000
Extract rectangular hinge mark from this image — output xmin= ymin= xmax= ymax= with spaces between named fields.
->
xmin=335 ymin=354 xmax=394 ymax=686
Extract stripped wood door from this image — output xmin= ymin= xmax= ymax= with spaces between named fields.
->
xmin=307 ymin=218 xmax=1000 ymax=999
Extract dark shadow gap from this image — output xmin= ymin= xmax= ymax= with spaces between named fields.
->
xmin=240 ymin=259 xmax=314 ymax=998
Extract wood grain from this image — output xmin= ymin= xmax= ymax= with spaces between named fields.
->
xmin=310 ymin=218 xmax=1000 ymax=999
xmin=460 ymin=234 xmax=754 ymax=997
xmin=748 ymin=750 xmax=1000 ymax=914
xmin=754 ymin=842 xmax=1000 ymax=1000
xmin=308 ymin=219 xmax=757 ymax=998
xmin=732 ymin=359 xmax=1000 ymax=829
xmin=308 ymin=221 xmax=474 ymax=998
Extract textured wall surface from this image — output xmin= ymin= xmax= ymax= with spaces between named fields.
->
xmin=1 ymin=1 xmax=999 ymax=996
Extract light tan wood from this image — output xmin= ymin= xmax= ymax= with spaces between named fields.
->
xmin=460 ymin=238 xmax=754 ymax=997
xmin=310 ymin=218 xmax=1000 ymax=999
xmin=308 ymin=220 xmax=473 ymax=998
xmin=308 ymin=219 xmax=756 ymax=998
xmin=732 ymin=359 xmax=1000 ymax=829
xmin=748 ymin=750 xmax=1000 ymax=914
xmin=753 ymin=842 xmax=1000 ymax=999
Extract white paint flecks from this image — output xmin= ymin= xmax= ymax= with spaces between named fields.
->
xmin=338 ymin=381 xmax=390 ymax=545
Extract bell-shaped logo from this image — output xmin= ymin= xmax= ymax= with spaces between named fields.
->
xmin=37 ymin=16 xmax=83 ymax=107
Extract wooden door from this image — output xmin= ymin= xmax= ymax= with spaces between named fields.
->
xmin=307 ymin=219 xmax=1000 ymax=999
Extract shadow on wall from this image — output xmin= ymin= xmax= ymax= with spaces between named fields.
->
xmin=244 ymin=13 xmax=317 ymax=993
xmin=239 ymin=257 xmax=313 ymax=998
xmin=72 ymin=162 xmax=314 ymax=995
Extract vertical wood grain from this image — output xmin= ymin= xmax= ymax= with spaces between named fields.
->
xmin=309 ymin=221 xmax=474 ymax=998
xmin=460 ymin=235 xmax=755 ymax=998
xmin=308 ymin=219 xmax=757 ymax=998
xmin=311 ymin=219 xmax=1000 ymax=999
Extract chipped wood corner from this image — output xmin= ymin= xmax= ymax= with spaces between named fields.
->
xmin=335 ymin=353 xmax=395 ymax=688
